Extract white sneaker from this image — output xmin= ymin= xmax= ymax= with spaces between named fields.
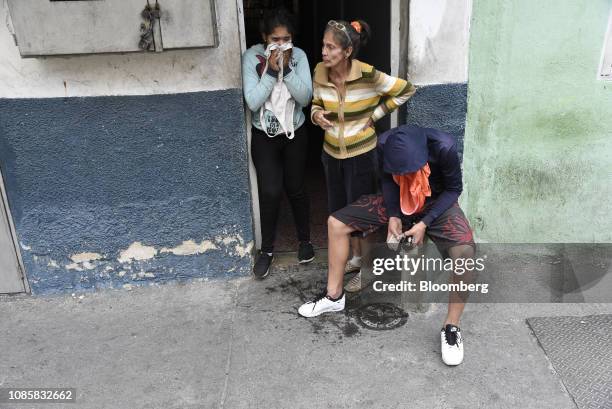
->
xmin=344 ymin=272 xmax=363 ymax=293
xmin=345 ymin=259 xmax=361 ymax=274
xmin=298 ymin=292 xmax=345 ymax=318
xmin=441 ymin=324 xmax=464 ymax=366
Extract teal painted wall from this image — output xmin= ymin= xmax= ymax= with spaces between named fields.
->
xmin=463 ymin=0 xmax=612 ymax=242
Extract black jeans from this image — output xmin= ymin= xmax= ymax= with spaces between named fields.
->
xmin=251 ymin=126 xmax=310 ymax=253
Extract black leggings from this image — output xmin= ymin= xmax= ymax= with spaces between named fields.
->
xmin=251 ymin=126 xmax=310 ymax=253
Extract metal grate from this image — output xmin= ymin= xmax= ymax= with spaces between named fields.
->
xmin=527 ymin=314 xmax=612 ymax=409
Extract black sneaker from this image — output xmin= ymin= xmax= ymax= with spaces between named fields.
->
xmin=298 ymin=242 xmax=315 ymax=264
xmin=253 ymin=252 xmax=273 ymax=279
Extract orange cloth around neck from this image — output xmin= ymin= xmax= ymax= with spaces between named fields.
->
xmin=392 ymin=163 xmax=432 ymax=215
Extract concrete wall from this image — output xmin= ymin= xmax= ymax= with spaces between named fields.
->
xmin=1 ymin=1 xmax=239 ymax=97
xmin=0 ymin=0 xmax=255 ymax=294
xmin=405 ymin=0 xmax=472 ymax=157
xmin=462 ymin=0 xmax=612 ymax=242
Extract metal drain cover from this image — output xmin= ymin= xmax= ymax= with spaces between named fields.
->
xmin=356 ymin=303 xmax=408 ymax=331
xmin=527 ymin=314 xmax=612 ymax=409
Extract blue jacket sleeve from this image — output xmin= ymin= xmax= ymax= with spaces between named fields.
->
xmin=378 ymin=143 xmax=402 ymax=218
xmin=242 ymin=50 xmax=276 ymax=112
xmin=282 ymin=48 xmax=313 ymax=107
xmin=420 ymin=144 xmax=463 ymax=226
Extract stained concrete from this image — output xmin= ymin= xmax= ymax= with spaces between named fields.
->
xmin=2 ymin=258 xmax=611 ymax=409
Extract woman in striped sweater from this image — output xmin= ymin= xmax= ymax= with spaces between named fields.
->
xmin=311 ymin=19 xmax=416 ymax=289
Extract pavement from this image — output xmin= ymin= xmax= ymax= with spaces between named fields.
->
xmin=1 ymin=251 xmax=612 ymax=409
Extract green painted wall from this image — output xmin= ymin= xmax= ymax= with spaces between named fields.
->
xmin=463 ymin=0 xmax=612 ymax=242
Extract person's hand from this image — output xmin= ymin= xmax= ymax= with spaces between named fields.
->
xmin=268 ymin=49 xmax=280 ymax=71
xmin=314 ymin=110 xmax=334 ymax=130
xmin=387 ymin=216 xmax=403 ymax=242
xmin=282 ymin=48 xmax=292 ymax=67
xmin=361 ymin=118 xmax=374 ymax=131
xmin=403 ymin=221 xmax=427 ymax=245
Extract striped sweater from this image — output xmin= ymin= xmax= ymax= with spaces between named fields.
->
xmin=311 ymin=60 xmax=416 ymax=159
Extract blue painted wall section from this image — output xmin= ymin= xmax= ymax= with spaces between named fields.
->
xmin=0 ymin=89 xmax=254 ymax=294
xmin=405 ymin=83 xmax=468 ymax=158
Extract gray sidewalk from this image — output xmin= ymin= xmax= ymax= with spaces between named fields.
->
xmin=1 ymin=255 xmax=612 ymax=409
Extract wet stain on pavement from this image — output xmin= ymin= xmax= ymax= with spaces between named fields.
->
xmin=259 ymin=267 xmax=409 ymax=339
xmin=343 ymin=322 xmax=360 ymax=337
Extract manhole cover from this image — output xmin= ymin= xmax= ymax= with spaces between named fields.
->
xmin=356 ymin=303 xmax=408 ymax=331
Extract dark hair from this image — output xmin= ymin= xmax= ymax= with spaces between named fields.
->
xmin=259 ymin=8 xmax=297 ymax=37
xmin=325 ymin=19 xmax=371 ymax=59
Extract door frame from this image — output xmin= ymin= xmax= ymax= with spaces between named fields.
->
xmin=236 ymin=0 xmax=262 ymax=250
xmin=236 ymin=0 xmax=409 ymax=250
xmin=390 ymin=0 xmax=409 ymax=129
xmin=0 ymin=168 xmax=29 ymax=294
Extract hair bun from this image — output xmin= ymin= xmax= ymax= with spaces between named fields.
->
xmin=356 ymin=20 xmax=371 ymax=48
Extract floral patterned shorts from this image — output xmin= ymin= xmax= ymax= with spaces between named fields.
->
xmin=331 ymin=194 xmax=475 ymax=257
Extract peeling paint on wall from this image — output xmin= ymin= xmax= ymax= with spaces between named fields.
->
xmin=215 ymin=233 xmax=255 ymax=258
xmin=65 ymin=261 xmax=98 ymax=271
xmin=18 ymin=230 xmax=256 ymax=294
xmin=160 ymin=239 xmax=217 ymax=256
xmin=234 ymin=241 xmax=254 ymax=258
xmin=0 ymin=90 xmax=253 ymax=295
xmin=117 ymin=242 xmax=158 ymax=263
xmin=70 ymin=252 xmax=103 ymax=263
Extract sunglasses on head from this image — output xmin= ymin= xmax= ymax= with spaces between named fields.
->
xmin=327 ymin=20 xmax=352 ymax=45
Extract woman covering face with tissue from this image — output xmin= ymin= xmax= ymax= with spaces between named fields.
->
xmin=242 ymin=8 xmax=314 ymax=279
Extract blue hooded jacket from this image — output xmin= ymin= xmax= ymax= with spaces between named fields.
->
xmin=377 ymin=125 xmax=463 ymax=226
xmin=242 ymin=44 xmax=312 ymax=132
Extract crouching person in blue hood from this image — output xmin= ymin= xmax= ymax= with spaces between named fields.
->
xmin=298 ymin=125 xmax=475 ymax=366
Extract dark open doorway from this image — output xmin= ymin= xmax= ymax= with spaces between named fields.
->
xmin=242 ymin=0 xmax=392 ymax=252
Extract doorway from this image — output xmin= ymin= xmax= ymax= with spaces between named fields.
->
xmin=242 ymin=0 xmax=392 ymax=252
xmin=0 ymin=169 xmax=27 ymax=294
